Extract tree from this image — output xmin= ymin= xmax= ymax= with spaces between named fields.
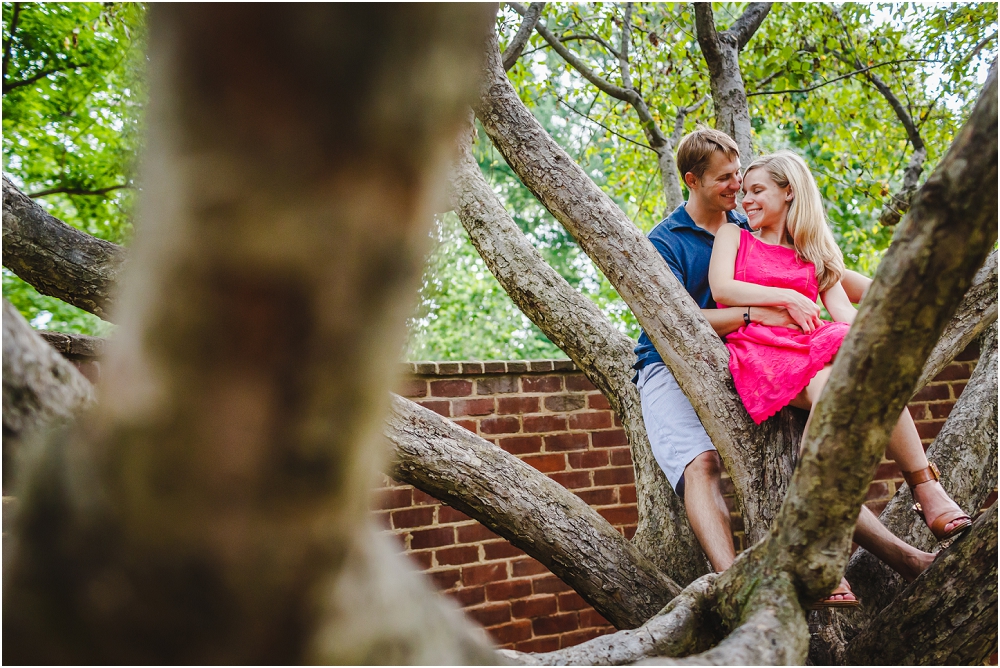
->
xmin=2 ymin=3 xmax=997 ymax=665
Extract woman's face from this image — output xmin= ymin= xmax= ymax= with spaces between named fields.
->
xmin=741 ymin=169 xmax=791 ymax=231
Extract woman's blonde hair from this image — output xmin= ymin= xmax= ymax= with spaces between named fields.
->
xmin=744 ymin=150 xmax=844 ymax=292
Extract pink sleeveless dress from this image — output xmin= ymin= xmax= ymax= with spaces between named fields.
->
xmin=720 ymin=228 xmax=850 ymax=424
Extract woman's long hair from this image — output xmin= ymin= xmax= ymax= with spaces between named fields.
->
xmin=744 ymin=150 xmax=845 ymax=292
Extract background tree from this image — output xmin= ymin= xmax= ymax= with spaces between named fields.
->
xmin=2 ymin=2 xmax=997 ymax=665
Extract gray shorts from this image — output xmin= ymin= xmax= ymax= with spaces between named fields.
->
xmin=636 ymin=362 xmax=716 ymax=495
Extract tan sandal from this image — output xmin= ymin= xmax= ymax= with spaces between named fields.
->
xmin=809 ymin=580 xmax=861 ymax=609
xmin=903 ymin=462 xmax=972 ymax=541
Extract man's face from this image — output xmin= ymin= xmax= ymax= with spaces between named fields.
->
xmin=689 ymin=151 xmax=742 ymax=212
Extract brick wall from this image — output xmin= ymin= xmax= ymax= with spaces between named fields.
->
xmin=377 ymin=346 xmax=987 ymax=652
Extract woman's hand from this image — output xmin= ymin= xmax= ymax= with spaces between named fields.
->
xmin=782 ymin=289 xmax=822 ymax=332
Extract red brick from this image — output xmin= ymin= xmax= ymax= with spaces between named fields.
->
xmin=915 ymin=420 xmax=944 ymax=440
xmin=436 ymin=545 xmax=480 ymax=566
xmin=875 ymin=462 xmax=901 ymax=480
xmin=373 ymin=487 xmax=412 ymax=510
xmin=515 ymin=637 xmax=560 ymax=653
xmin=522 ymin=376 xmax=563 ymax=393
xmin=609 ymin=447 xmax=633 ymax=466
xmin=619 ymin=485 xmax=637 ymax=504
xmin=488 ymin=620 xmax=532 ymax=644
xmin=865 ymin=482 xmax=890 ymax=501
xmin=523 ymin=415 xmax=567 ymax=433
xmin=453 ymin=419 xmax=477 ymax=433
xmin=463 ymin=562 xmax=508 ymax=586
xmin=912 ymin=384 xmax=950 ymax=401
xmin=557 ymin=592 xmax=590 ymax=611
xmin=864 ymin=499 xmax=888 ymax=515
xmin=568 ymin=411 xmax=613 ymax=430
xmin=480 ymin=416 xmax=521 ymax=435
xmin=567 ymin=450 xmax=609 ymax=469
xmin=565 ymin=375 xmax=597 ymax=392
xmin=523 ymin=453 xmax=568 ymax=473
xmin=560 ymin=628 xmax=609 ymax=648
xmin=544 ymin=433 xmax=589 ymax=452
xmin=438 ymin=506 xmax=472 ymax=524
xmin=952 ymin=381 xmax=967 ymax=398
xmin=613 ymin=414 xmax=622 ymax=426
xmin=457 ymin=523 xmax=499 ymax=543
xmin=623 ymin=524 xmax=637 ymax=540
xmin=412 ymin=489 xmax=439 ymax=505
xmin=548 ymin=470 xmax=592 ymax=489
xmin=579 ymin=609 xmax=609 ymax=628
xmin=598 ymin=505 xmax=638 ymax=525
xmin=430 ymin=379 xmax=473 ymax=397
xmin=453 ymin=398 xmax=496 ymax=417
xmin=929 ymin=402 xmax=954 ymax=419
xmin=592 ymin=429 xmax=628 ymax=448
xmin=408 ymin=550 xmax=433 ymax=570
xmin=399 ymin=378 xmax=427 ymax=398
xmin=477 ymin=376 xmax=519 ymax=394
xmin=484 ymin=541 xmax=526 ymax=560
xmin=544 ymin=394 xmax=587 ymax=412
xmin=954 ymin=342 xmax=980 ymax=361
xmin=532 ymin=612 xmax=579 ymax=636
xmin=467 ymin=602 xmax=511 ymax=627
xmin=934 ymin=364 xmax=971 ymax=381
xmin=907 ymin=403 xmax=929 ymax=420
xmin=511 ymin=557 xmax=548 ymax=577
xmin=391 ymin=506 xmax=435 ymax=529
xmin=574 ymin=488 xmax=617 ymax=505
xmin=587 ymin=393 xmax=611 ymax=410
xmin=497 ymin=396 xmax=540 ymax=414
xmin=533 ymin=574 xmax=571 ymax=594
xmin=486 ymin=579 xmax=533 ymax=601
xmin=417 ymin=400 xmax=451 ymax=417
xmin=511 ymin=594 xmax=558 ymax=619
xmin=410 ymin=527 xmax=454 ymax=549
xmin=450 ymin=586 xmax=485 ymax=607
xmin=594 ymin=467 xmax=635 ymax=486
xmin=429 ymin=568 xmax=461 ymax=590
xmin=497 ymin=435 xmax=543 ymax=455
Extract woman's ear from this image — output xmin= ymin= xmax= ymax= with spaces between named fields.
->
xmin=785 ymin=187 xmax=794 ymax=202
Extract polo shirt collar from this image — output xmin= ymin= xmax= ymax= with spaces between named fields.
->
xmin=661 ymin=203 xmax=745 ymax=235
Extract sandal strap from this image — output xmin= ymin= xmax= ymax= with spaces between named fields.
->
xmin=929 ymin=509 xmax=971 ymax=536
xmin=902 ymin=462 xmax=940 ymax=488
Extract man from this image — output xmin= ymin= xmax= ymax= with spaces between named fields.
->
xmin=634 ymin=129 xmax=935 ymax=601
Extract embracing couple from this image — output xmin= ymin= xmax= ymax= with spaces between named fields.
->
xmin=634 ymin=129 xmax=971 ymax=607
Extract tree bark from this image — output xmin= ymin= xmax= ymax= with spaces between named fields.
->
xmin=842 ymin=504 xmax=998 ymax=666
xmin=474 ymin=23 xmax=802 ymax=545
xmin=502 ymin=2 xmax=544 ymax=72
xmin=693 ymin=4 xmax=771 ymax=162
xmin=3 ymin=174 xmax=126 ymax=321
xmin=386 ymin=394 xmax=680 ymax=630
xmin=2 ymin=298 xmax=95 ymax=489
xmin=449 ymin=117 xmax=709 ymax=585
xmin=2 ymin=4 xmax=499 ymax=663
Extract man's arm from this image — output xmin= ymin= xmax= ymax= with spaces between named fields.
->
xmin=703 ymin=305 xmax=798 ymax=337
xmin=842 ymin=269 xmax=872 ymax=304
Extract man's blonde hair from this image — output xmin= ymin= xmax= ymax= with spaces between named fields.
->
xmin=744 ymin=150 xmax=845 ymax=292
xmin=676 ymin=128 xmax=740 ymax=181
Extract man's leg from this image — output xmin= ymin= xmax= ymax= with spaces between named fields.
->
xmin=853 ymin=505 xmax=935 ymax=582
xmin=683 ymin=451 xmax=736 ymax=572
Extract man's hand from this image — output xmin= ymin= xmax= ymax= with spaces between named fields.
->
xmin=749 ymin=305 xmax=800 ymax=330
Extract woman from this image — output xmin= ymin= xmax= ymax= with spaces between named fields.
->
xmin=708 ymin=151 xmax=971 ymax=607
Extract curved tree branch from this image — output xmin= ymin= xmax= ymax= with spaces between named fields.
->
xmin=723 ymin=3 xmax=772 ymax=51
xmin=27 ymin=183 xmax=131 ymax=198
xmin=502 ymin=2 xmax=544 ymax=71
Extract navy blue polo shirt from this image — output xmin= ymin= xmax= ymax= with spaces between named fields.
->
xmin=633 ymin=204 xmax=750 ymax=373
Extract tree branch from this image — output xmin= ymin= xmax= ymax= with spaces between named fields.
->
xmin=618 ymin=3 xmax=634 ymax=92
xmin=746 ymin=59 xmax=941 ymax=98
xmin=693 ymin=4 xmax=723 ymax=79
xmin=27 ymin=183 xmax=131 ymax=198
xmin=2 ymin=61 xmax=84 ymax=94
xmin=2 ymin=2 xmax=21 ymax=86
xmin=722 ymin=2 xmax=772 ymax=51
xmin=501 ymin=1 xmax=544 ymax=71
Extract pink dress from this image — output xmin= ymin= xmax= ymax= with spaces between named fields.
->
xmin=720 ymin=228 xmax=850 ymax=424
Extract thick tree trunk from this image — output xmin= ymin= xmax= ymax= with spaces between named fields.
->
xmin=2 ymin=298 xmax=95 ymax=488
xmin=2 ymin=4 xmax=499 ymax=663
xmin=449 ymin=118 xmax=709 ymax=585
xmin=842 ymin=504 xmax=998 ymax=666
xmin=3 ymin=174 xmax=126 ymax=321
xmin=386 ymin=394 xmax=679 ymax=630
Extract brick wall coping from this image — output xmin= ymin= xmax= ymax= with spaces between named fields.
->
xmin=403 ymin=359 xmax=578 ymax=376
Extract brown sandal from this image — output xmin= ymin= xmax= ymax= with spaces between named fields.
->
xmin=902 ymin=462 xmax=972 ymax=541
xmin=809 ymin=580 xmax=861 ymax=609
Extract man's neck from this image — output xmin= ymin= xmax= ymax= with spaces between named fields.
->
xmin=684 ymin=198 xmax=729 ymax=236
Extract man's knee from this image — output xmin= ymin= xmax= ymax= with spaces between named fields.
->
xmin=684 ymin=450 xmax=722 ymax=485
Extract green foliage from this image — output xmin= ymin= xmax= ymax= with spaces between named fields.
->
xmin=2 ymin=1 xmax=145 ymax=335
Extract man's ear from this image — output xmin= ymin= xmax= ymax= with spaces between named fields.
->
xmin=683 ymin=172 xmax=699 ymax=190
